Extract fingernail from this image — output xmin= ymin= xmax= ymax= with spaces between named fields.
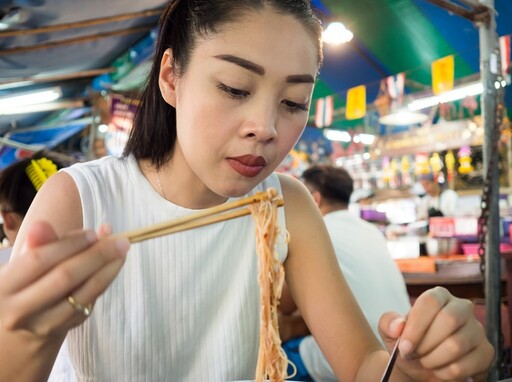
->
xmin=85 ymin=230 xmax=97 ymax=243
xmin=399 ymin=339 xmax=414 ymax=359
xmin=390 ymin=316 xmax=405 ymax=333
xmin=115 ymin=237 xmax=130 ymax=256
xmin=100 ymin=224 xmax=112 ymax=236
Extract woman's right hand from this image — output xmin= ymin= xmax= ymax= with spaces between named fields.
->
xmin=0 ymin=220 xmax=130 ymax=339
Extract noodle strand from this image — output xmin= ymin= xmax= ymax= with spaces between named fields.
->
xmin=249 ymin=191 xmax=288 ymax=382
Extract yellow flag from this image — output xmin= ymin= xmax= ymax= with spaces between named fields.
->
xmin=431 ymin=55 xmax=454 ymax=95
xmin=346 ymin=85 xmax=366 ymax=120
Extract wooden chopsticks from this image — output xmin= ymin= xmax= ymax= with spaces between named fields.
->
xmin=121 ymin=188 xmax=283 ymax=243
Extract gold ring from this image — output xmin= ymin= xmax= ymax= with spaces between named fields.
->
xmin=67 ymin=295 xmax=93 ymax=317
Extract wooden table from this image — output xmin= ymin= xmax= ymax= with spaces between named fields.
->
xmin=396 ymin=255 xmax=498 ymax=300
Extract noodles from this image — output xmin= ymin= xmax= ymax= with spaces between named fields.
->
xmin=249 ymin=189 xmax=289 ymax=382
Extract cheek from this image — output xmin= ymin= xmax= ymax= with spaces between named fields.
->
xmin=177 ymin=98 xmax=226 ymax=143
xmin=277 ymin=122 xmax=306 ymax=153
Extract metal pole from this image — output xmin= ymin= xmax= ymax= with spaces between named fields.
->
xmin=478 ymin=0 xmax=502 ymax=380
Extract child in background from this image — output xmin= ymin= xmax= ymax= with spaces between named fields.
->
xmin=0 ymin=151 xmax=66 ymax=263
xmin=0 ymin=1 xmax=493 ymax=381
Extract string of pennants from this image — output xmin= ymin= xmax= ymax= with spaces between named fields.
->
xmin=314 ymin=34 xmax=512 ymax=128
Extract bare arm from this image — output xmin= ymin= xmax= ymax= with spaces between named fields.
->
xmin=0 ymin=172 xmax=130 ymax=381
xmin=278 ymin=173 xmax=388 ymax=381
xmin=279 ymin=173 xmax=493 ymax=381
xmin=12 ymin=171 xmax=83 ymax=254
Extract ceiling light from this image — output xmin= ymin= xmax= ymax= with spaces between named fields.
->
xmin=408 ymin=82 xmax=483 ymax=111
xmin=378 ymin=109 xmax=428 ymax=126
xmin=0 ymin=87 xmax=62 ymax=111
xmin=98 ymin=124 xmax=109 ymax=133
xmin=0 ymin=99 xmax=83 ymax=116
xmin=353 ymin=133 xmax=375 ymax=145
xmin=322 ymin=22 xmax=353 ymax=45
xmin=323 ymin=129 xmax=351 ymax=142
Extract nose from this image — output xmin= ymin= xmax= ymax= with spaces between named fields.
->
xmin=239 ymin=102 xmax=278 ymax=142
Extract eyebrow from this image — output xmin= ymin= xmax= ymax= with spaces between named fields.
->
xmin=214 ymin=54 xmax=315 ymax=84
xmin=286 ymin=74 xmax=315 ymax=84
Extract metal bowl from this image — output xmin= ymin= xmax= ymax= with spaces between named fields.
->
xmin=425 ymin=238 xmax=459 ymax=256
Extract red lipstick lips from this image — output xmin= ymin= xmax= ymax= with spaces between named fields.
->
xmin=227 ymin=155 xmax=266 ymax=177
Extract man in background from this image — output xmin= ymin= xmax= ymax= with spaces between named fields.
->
xmin=280 ymin=164 xmax=411 ymax=382
xmin=416 ymin=172 xmax=459 ymax=219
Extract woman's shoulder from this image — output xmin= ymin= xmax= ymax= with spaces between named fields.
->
xmin=62 ymin=156 xmax=137 ymax=191
xmin=276 ymin=172 xmax=311 ymax=204
xmin=63 ymin=155 xmax=129 ymax=175
xmin=274 ymin=172 xmax=324 ymax=231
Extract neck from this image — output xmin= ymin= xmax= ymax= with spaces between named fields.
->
xmin=139 ymin=158 xmax=228 ymax=209
xmin=319 ymin=203 xmax=347 ymax=216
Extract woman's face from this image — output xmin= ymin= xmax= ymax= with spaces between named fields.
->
xmin=162 ymin=7 xmax=319 ymax=204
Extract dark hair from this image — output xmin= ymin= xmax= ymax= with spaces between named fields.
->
xmin=123 ymin=0 xmax=323 ymax=168
xmin=0 ymin=151 xmax=66 ymax=217
xmin=302 ymin=164 xmax=354 ymax=206
xmin=418 ymin=172 xmax=435 ymax=182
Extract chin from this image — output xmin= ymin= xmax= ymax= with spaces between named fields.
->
xmin=216 ymin=179 xmax=263 ymax=199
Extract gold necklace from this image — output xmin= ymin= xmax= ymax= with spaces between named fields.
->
xmin=156 ymin=169 xmax=167 ymax=200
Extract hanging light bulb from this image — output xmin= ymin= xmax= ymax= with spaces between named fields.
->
xmin=322 ymin=22 xmax=353 ymax=45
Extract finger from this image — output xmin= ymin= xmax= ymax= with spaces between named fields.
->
xmin=418 ymin=317 xmax=485 ymax=369
xmin=429 ymin=340 xmax=495 ymax=380
xmin=378 ymin=311 xmax=407 ymax=353
xmin=414 ymin=298 xmax=473 ymax=358
xmin=97 ymin=224 xmax=112 ymax=238
xmin=399 ymin=287 xmax=451 ymax=359
xmin=29 ymin=257 xmax=126 ymax=336
xmin=7 ymin=235 xmax=129 ymax=326
xmin=25 ymin=220 xmax=59 ymax=248
xmin=5 ymin=230 xmax=98 ymax=293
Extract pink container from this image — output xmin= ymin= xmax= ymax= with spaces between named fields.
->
xmin=429 ymin=217 xmax=478 ymax=238
xmin=462 ymin=243 xmax=512 ymax=255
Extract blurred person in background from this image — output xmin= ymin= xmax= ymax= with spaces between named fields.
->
xmin=0 ymin=225 xmax=8 ymax=265
xmin=416 ymin=172 xmax=459 ymax=219
xmin=0 ymin=151 xmax=66 ymax=264
xmin=279 ymin=164 xmax=411 ymax=382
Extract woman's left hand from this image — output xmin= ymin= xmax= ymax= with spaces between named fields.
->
xmin=378 ymin=286 xmax=494 ymax=381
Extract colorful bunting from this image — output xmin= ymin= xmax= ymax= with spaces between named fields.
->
xmin=385 ymin=72 xmax=405 ymax=105
xmin=431 ymin=55 xmax=454 ymax=95
xmin=500 ymin=34 xmax=511 ymax=84
xmin=314 ymin=96 xmax=334 ymax=128
xmin=346 ymin=85 xmax=366 ymax=120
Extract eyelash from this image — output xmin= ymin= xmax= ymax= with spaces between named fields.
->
xmin=216 ymin=83 xmax=309 ymax=114
xmin=283 ymin=100 xmax=309 ymax=113
xmin=216 ymin=83 xmax=249 ymax=99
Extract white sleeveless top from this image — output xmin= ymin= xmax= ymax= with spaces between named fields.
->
xmin=49 ymin=155 xmax=287 ymax=382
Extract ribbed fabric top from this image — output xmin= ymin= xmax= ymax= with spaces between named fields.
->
xmin=49 ymin=155 xmax=287 ymax=382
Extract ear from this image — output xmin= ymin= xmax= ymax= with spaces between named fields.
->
xmin=2 ymin=211 xmax=22 ymax=232
xmin=158 ymin=48 xmax=178 ymax=107
xmin=311 ymin=190 xmax=322 ymax=208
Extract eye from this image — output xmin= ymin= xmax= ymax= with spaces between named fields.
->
xmin=216 ymin=83 xmax=250 ymax=99
xmin=282 ymin=99 xmax=309 ymax=114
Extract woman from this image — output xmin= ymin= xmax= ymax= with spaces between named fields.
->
xmin=0 ymin=1 xmax=493 ymax=381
